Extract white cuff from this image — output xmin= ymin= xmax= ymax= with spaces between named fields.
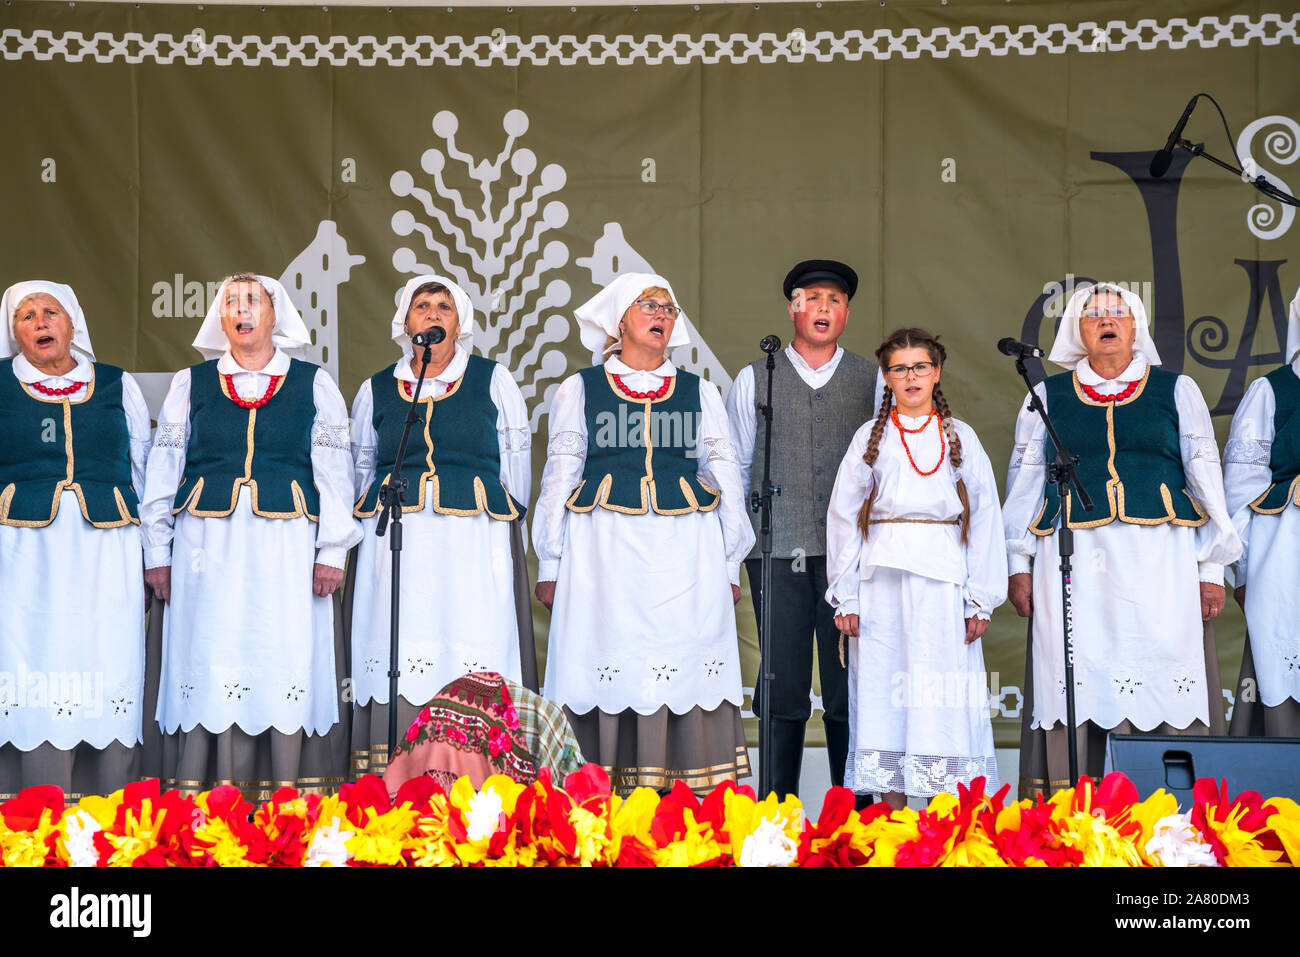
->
xmin=145 ymin=546 xmax=172 ymax=569
xmin=835 ymin=599 xmax=860 ymax=618
xmin=316 ymin=546 xmax=347 ymax=569
xmin=1007 ymin=553 xmax=1033 ymax=577
xmin=727 ymin=561 xmax=741 ymax=587
xmin=1197 ymin=562 xmax=1224 ymax=586
xmin=537 ymin=559 xmax=561 ymax=581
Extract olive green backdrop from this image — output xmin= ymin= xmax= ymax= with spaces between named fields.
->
xmin=3 ymin=0 xmax=1298 ymax=746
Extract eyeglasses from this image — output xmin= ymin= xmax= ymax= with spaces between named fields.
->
xmin=1080 ymin=307 xmax=1133 ymax=320
xmin=633 ymin=299 xmax=680 ymax=319
xmin=884 ymin=362 xmax=936 ymax=378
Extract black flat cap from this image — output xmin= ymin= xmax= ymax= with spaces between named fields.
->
xmin=783 ymin=259 xmax=858 ymax=301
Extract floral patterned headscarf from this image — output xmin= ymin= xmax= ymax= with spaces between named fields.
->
xmin=384 ymin=672 xmax=538 ymax=796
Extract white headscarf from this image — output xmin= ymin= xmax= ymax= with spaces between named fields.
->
xmin=391 ymin=275 xmax=475 ymax=361
xmin=574 ymin=272 xmax=692 ymax=366
xmin=1048 ymin=281 xmax=1161 ymax=369
xmin=191 ymin=274 xmax=312 ymax=360
xmin=1286 ymin=283 xmax=1300 ymax=365
xmin=0 ymin=280 xmax=95 ymax=362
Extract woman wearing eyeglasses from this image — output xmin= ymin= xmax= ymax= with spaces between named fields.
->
xmin=532 ymin=273 xmax=754 ymax=795
xmin=825 ymin=328 xmax=1006 ymax=810
xmin=1001 ymin=283 xmax=1240 ymax=795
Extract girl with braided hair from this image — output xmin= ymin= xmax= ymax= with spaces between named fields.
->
xmin=825 ymin=328 xmax=1006 ymax=810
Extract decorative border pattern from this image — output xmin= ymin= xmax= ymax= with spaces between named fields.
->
xmin=1 ymin=13 xmax=1296 ymax=67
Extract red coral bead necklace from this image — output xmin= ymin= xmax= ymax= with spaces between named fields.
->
xmin=404 ymin=378 xmax=458 ymax=398
xmin=1079 ymin=379 xmax=1139 ymax=404
xmin=892 ymin=407 xmax=945 ymax=476
xmin=30 ymin=380 xmax=85 ymax=397
xmin=612 ymin=373 xmax=671 ymax=400
xmin=224 ymin=373 xmax=280 ymax=409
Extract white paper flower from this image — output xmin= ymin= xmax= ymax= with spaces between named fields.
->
xmin=465 ymin=787 xmax=506 ymax=842
xmin=63 ymin=809 xmax=102 ymax=868
xmin=738 ymin=816 xmax=798 ymax=868
xmin=1144 ymin=812 xmax=1221 ymax=867
xmin=304 ymin=817 xmax=355 ymax=867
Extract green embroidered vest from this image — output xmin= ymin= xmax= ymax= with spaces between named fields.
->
xmin=1250 ymin=365 xmax=1300 ymax=513
xmin=1031 ymin=367 xmax=1208 ymax=534
xmin=173 ymin=358 xmax=320 ymax=520
xmin=566 ymin=365 xmax=720 ymax=515
xmin=354 ymin=355 xmax=521 ymax=520
xmin=0 ymin=360 xmax=138 ymax=527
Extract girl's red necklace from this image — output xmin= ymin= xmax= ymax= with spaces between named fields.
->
xmin=892 ymin=407 xmax=945 ymax=476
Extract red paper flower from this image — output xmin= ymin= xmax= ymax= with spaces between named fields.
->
xmin=1191 ymin=777 xmax=1283 ymax=865
xmin=563 ymin=765 xmax=614 ymax=814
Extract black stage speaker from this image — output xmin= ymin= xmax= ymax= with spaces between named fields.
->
xmin=1105 ymin=735 xmax=1300 ymax=808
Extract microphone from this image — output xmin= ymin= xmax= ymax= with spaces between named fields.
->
xmin=998 ymin=337 xmax=1044 ymax=359
xmin=759 ymin=335 xmax=781 ymax=354
xmin=1149 ymin=94 xmax=1200 ymax=178
xmin=412 ymin=327 xmax=447 ymax=348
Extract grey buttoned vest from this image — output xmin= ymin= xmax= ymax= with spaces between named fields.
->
xmin=745 ymin=349 xmax=876 ymax=559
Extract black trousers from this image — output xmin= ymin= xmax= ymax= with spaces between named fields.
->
xmin=746 ymin=555 xmax=849 ymax=799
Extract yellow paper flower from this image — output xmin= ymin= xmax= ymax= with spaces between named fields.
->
xmin=0 ymin=808 xmax=61 ymax=867
xmin=857 ymin=809 xmax=923 ymax=867
xmin=1057 ymin=811 xmax=1143 ymax=867
xmin=70 ymin=792 xmax=122 ymax=829
xmin=653 ymin=809 xmax=727 ymax=867
xmin=195 ymin=817 xmax=257 ymax=867
xmin=941 ymin=813 xmax=1006 ymax=868
xmin=608 ymin=788 xmax=660 ymax=863
xmin=1204 ymin=802 xmax=1286 ymax=867
xmin=346 ymin=804 xmax=422 ymax=867
xmin=1263 ymin=797 xmax=1300 ymax=865
xmin=99 ymin=799 xmax=171 ymax=868
xmin=568 ymin=806 xmax=612 ymax=866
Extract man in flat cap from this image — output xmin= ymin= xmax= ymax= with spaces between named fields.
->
xmin=726 ymin=259 xmax=883 ymax=800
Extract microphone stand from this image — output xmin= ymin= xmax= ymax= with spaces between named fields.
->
xmin=1009 ymin=350 xmax=1094 ymax=788
xmin=749 ymin=337 xmax=781 ymax=799
xmin=1172 ymin=138 xmax=1299 ymax=207
xmin=1154 ymin=93 xmax=1297 ymax=207
xmin=377 ymin=341 xmax=435 ymax=767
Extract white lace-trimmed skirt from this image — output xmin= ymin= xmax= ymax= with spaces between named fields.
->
xmin=1240 ymin=507 xmax=1300 ymax=708
xmin=1030 ymin=522 xmax=1209 ymax=731
xmin=156 ymin=488 xmax=338 ymax=737
xmin=0 ymin=491 xmax=145 ymax=752
xmin=846 ymin=566 xmax=999 ymax=797
xmin=543 ymin=507 xmax=743 ymax=716
xmin=350 ymin=504 xmax=521 ymax=708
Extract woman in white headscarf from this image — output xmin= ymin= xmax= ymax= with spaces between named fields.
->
xmin=1223 ymin=283 xmax=1300 ymax=737
xmin=346 ymin=275 xmax=534 ymax=777
xmin=140 ymin=273 xmax=360 ymax=801
xmin=0 ymin=281 xmax=152 ymax=800
xmin=1002 ymin=282 xmax=1240 ymax=794
xmin=533 ymin=273 xmax=754 ymax=795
